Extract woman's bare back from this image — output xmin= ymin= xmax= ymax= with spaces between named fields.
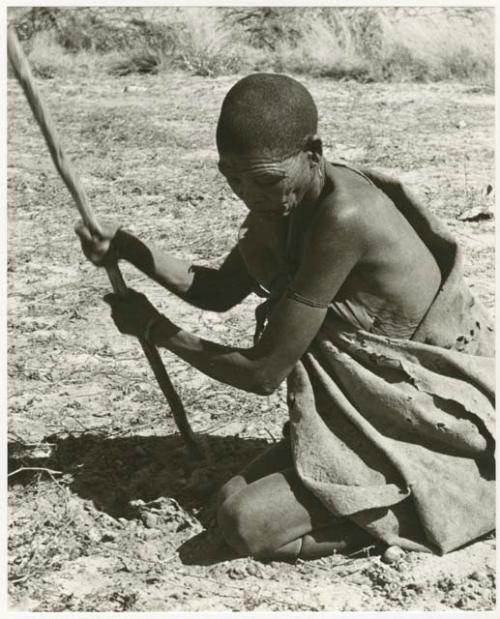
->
xmin=314 ymin=163 xmax=442 ymax=336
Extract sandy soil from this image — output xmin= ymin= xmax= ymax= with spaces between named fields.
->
xmin=7 ymin=73 xmax=495 ymax=612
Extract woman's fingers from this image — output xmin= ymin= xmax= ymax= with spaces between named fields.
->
xmin=102 ymin=292 xmax=116 ymax=306
xmin=103 ymin=294 xmax=128 ymax=333
xmin=102 ymin=289 xmax=159 ymax=337
xmin=74 ymin=220 xmax=92 ymax=242
xmin=103 ymin=289 xmax=142 ymax=311
xmin=75 ymin=220 xmax=116 ymax=266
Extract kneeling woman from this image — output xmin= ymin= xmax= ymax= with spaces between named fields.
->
xmin=76 ymin=74 xmax=495 ymax=561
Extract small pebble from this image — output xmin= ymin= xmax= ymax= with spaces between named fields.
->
xmin=382 ymin=545 xmax=405 ymax=564
xmin=227 ymin=566 xmax=246 ymax=580
xmin=246 ymin=562 xmax=262 ymax=577
xmin=142 ymin=512 xmax=159 ymax=528
xmin=86 ymin=528 xmax=101 ymax=543
xmin=146 ymin=576 xmax=161 ymax=585
xmin=129 ymin=499 xmax=146 ymax=508
xmin=102 ymin=531 xmax=117 ymax=542
xmin=350 ymin=572 xmax=367 ymax=585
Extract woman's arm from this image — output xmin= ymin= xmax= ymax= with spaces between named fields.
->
xmin=107 ymin=203 xmax=366 ymax=394
xmin=75 ymin=221 xmax=255 ymax=312
xmin=115 ymin=231 xmax=255 ymax=311
xmin=152 ymin=295 xmax=329 ymax=395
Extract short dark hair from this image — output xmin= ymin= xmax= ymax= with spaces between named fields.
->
xmin=216 ymin=73 xmax=318 ymax=159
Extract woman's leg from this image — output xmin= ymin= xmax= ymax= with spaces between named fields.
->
xmin=217 ymin=466 xmax=373 ymax=561
xmin=216 ymin=438 xmax=293 ymax=508
xmin=270 ymin=520 xmax=375 ymax=561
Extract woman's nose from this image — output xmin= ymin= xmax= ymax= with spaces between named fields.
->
xmin=236 ymin=180 xmax=245 ymax=197
xmin=239 ymin=179 xmax=255 ymax=202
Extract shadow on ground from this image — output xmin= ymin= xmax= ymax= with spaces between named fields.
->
xmin=8 ymin=432 xmax=270 ymax=526
xmin=9 ymin=432 xmax=273 ymax=566
xmin=9 ymin=432 xmax=274 ymax=567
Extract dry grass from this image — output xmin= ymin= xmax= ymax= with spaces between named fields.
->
xmin=27 ymin=30 xmax=79 ymax=79
xmin=269 ymin=8 xmax=493 ymax=83
xmin=26 ymin=30 xmax=110 ymax=80
xmin=171 ymin=8 xmax=263 ymax=77
xmin=11 ymin=7 xmax=494 ymax=84
xmin=377 ymin=10 xmax=494 ymax=82
xmin=273 ymin=17 xmax=371 ymax=80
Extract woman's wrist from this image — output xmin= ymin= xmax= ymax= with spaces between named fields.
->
xmin=112 ymin=228 xmax=129 ymax=261
xmin=144 ymin=313 xmax=163 ymax=344
xmin=144 ymin=313 xmax=179 ymax=345
xmin=112 ymin=229 xmax=158 ymax=278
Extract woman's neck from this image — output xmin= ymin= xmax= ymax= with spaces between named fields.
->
xmin=299 ymin=158 xmax=332 ymax=209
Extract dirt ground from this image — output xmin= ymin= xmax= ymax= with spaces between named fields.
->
xmin=7 ymin=72 xmax=495 ymax=612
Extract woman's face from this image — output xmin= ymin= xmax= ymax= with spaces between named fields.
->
xmin=218 ymin=150 xmax=318 ymax=219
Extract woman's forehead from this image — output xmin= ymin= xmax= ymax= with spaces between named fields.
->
xmin=218 ymin=152 xmax=300 ymax=176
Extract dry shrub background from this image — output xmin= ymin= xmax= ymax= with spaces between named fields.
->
xmin=8 ymin=6 xmax=494 ymax=84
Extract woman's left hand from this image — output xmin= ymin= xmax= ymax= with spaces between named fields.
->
xmin=103 ymin=288 xmax=162 ymax=338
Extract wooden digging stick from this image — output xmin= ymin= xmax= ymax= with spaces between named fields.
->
xmin=7 ymin=26 xmax=203 ymax=460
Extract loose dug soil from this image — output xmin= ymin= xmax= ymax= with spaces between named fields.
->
xmin=7 ymin=73 xmax=495 ymax=612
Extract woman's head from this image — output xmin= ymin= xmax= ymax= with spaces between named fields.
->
xmin=216 ymin=73 xmax=318 ymax=160
xmin=216 ymin=74 xmax=324 ymax=218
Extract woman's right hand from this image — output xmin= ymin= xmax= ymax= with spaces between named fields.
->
xmin=74 ymin=220 xmax=121 ymax=266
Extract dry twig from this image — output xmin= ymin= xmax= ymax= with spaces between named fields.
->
xmin=8 ymin=466 xmax=63 ymax=478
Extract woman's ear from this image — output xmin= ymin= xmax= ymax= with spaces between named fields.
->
xmin=303 ymin=134 xmax=323 ymax=164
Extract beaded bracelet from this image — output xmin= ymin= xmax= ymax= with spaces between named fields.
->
xmin=286 ymin=287 xmax=329 ymax=309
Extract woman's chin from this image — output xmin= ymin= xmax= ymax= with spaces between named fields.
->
xmin=258 ymin=211 xmax=289 ymax=220
xmin=251 ymin=204 xmax=295 ymax=219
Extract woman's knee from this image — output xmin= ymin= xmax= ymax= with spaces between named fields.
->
xmin=216 ymin=475 xmax=247 ymax=510
xmin=217 ymin=491 xmax=270 ymax=557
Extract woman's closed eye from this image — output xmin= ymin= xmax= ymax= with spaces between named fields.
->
xmin=257 ymin=176 xmax=283 ymax=188
xmin=225 ymin=175 xmax=241 ymax=188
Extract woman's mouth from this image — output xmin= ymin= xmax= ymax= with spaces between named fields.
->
xmin=250 ymin=201 xmax=293 ymax=216
xmin=252 ymin=207 xmax=289 ymax=218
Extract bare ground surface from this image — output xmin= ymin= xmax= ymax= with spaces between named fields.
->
xmin=7 ymin=73 xmax=495 ymax=612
